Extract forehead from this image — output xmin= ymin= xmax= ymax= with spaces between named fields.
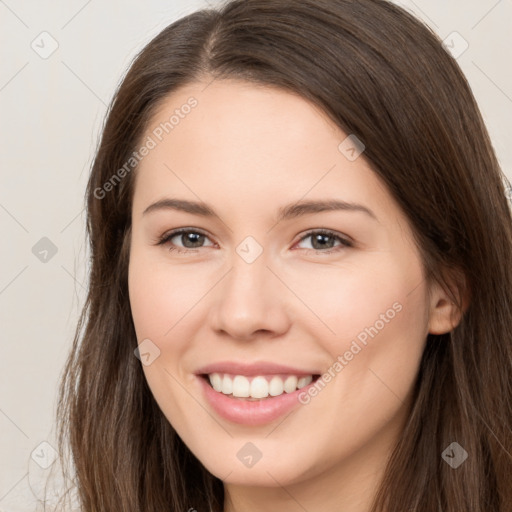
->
xmin=131 ymin=79 xmax=397 ymax=225
xmin=143 ymin=78 xmax=342 ymax=167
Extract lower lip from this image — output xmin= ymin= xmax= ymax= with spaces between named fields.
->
xmin=197 ymin=375 xmax=316 ymax=426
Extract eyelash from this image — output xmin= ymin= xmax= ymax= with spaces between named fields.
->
xmin=155 ymin=228 xmax=353 ymax=255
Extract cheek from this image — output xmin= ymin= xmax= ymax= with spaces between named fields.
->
xmin=127 ymin=251 xmax=208 ymax=431
xmin=127 ymin=248 xmax=217 ymax=411
xmin=128 ymin=249 xmax=210 ymax=342
xmin=288 ymin=251 xmax=429 ymax=406
xmin=279 ymin=250 xmax=427 ymax=350
xmin=275 ymin=264 xmax=429 ymax=472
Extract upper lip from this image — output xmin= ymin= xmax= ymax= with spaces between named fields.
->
xmin=195 ymin=361 xmax=320 ymax=377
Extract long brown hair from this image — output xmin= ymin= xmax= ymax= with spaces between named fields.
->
xmin=52 ymin=0 xmax=512 ymax=510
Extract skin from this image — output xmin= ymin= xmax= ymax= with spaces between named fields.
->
xmin=128 ymin=78 xmax=461 ymax=512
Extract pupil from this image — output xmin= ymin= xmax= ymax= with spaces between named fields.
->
xmin=313 ymin=234 xmax=334 ymax=250
xmin=184 ymin=233 xmax=204 ymax=248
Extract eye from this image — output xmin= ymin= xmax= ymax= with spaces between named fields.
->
xmin=294 ymin=229 xmax=353 ymax=254
xmin=155 ymin=228 xmax=353 ymax=255
xmin=156 ymin=229 xmax=215 ymax=253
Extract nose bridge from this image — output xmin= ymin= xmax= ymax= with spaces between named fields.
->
xmin=223 ymin=248 xmax=273 ymax=316
xmin=210 ymin=243 xmax=289 ymax=339
xmin=224 ymin=233 xmax=272 ymax=296
xmin=227 ymin=254 xmax=265 ymax=298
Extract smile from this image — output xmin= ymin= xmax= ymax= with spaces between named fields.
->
xmin=196 ymin=371 xmax=321 ymax=426
xmin=206 ymin=373 xmax=317 ymax=399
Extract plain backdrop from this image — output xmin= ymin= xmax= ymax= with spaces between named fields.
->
xmin=1 ymin=0 xmax=511 ymax=510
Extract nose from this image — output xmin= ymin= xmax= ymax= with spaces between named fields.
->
xmin=209 ymin=250 xmax=291 ymax=341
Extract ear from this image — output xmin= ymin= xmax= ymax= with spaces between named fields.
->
xmin=427 ymin=270 xmax=470 ymax=335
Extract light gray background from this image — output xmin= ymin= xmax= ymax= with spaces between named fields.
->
xmin=1 ymin=0 xmax=511 ymax=510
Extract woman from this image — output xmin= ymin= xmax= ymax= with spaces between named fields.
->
xmin=53 ymin=0 xmax=512 ymax=510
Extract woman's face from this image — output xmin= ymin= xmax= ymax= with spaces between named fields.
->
xmin=128 ymin=79 xmax=453 ymax=497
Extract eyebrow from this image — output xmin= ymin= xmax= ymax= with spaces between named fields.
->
xmin=142 ymin=198 xmax=378 ymax=222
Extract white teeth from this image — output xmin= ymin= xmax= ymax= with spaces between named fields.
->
xmin=297 ymin=375 xmax=313 ymax=389
xmin=284 ymin=375 xmax=298 ymax=393
xmin=207 ymin=373 xmax=314 ymax=399
xmin=269 ymin=376 xmax=284 ymax=396
xmin=210 ymin=373 xmax=222 ymax=392
xmin=222 ymin=374 xmax=233 ymax=395
xmin=250 ymin=376 xmax=269 ymax=399
xmin=232 ymin=375 xmax=250 ymax=397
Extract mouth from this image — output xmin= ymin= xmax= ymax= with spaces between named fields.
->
xmin=199 ymin=373 xmax=322 ymax=401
